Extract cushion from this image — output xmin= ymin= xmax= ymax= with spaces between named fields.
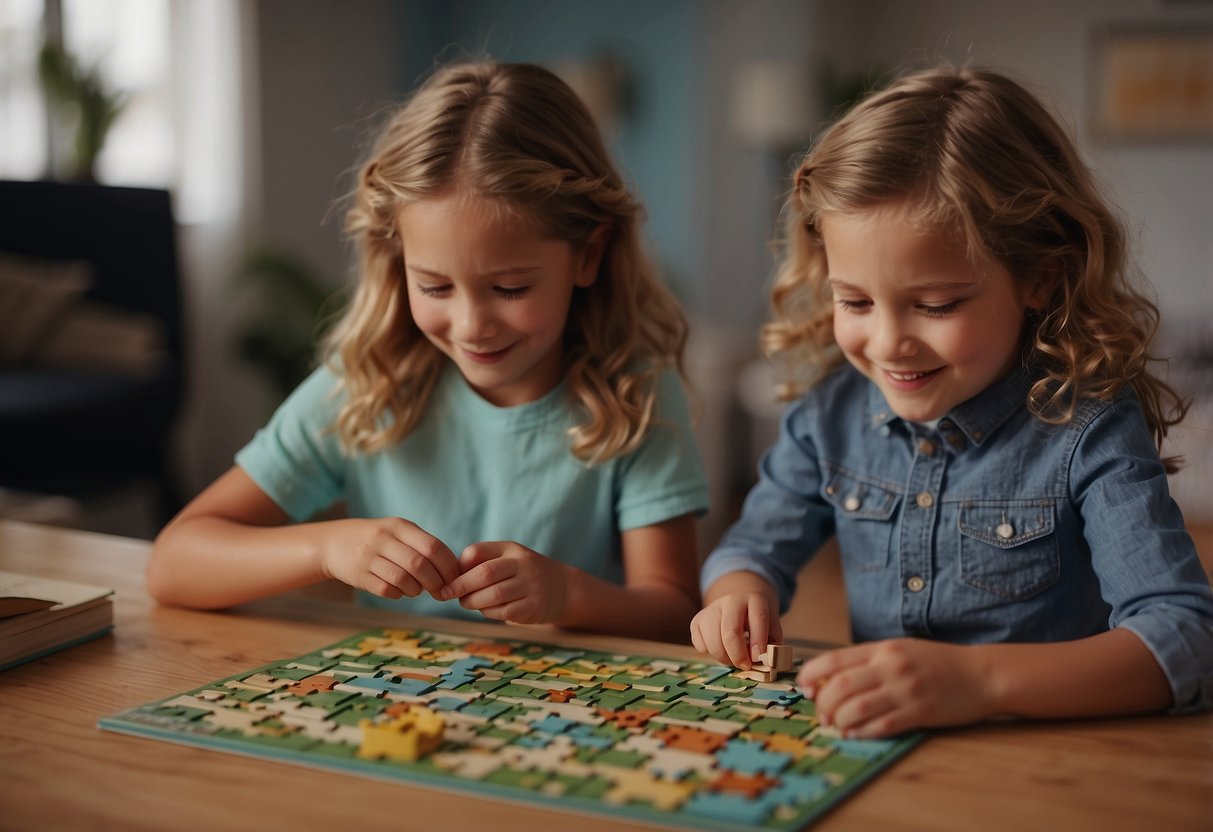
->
xmin=33 ymin=299 xmax=167 ymax=376
xmin=0 ymin=252 xmax=92 ymax=365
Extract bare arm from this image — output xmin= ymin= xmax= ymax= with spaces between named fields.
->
xmin=556 ymin=513 xmax=703 ymax=643
xmin=147 ymin=467 xmax=459 ymax=609
xmin=797 ymin=627 xmax=1172 ymax=737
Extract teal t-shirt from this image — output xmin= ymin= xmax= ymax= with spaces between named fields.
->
xmin=235 ymin=363 xmax=710 ymax=620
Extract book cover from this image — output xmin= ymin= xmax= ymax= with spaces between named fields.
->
xmin=0 ymin=570 xmax=114 ymax=671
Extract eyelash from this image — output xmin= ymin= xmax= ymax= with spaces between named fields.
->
xmin=414 ymin=285 xmax=529 ymax=300
xmin=919 ymin=300 xmax=962 ymax=317
xmin=835 ymin=299 xmax=963 ymax=317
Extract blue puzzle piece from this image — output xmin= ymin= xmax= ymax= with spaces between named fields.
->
xmin=566 ymin=723 xmax=616 ymax=749
xmin=447 ymin=656 xmax=496 ymax=674
xmin=513 ymin=732 xmax=552 ymax=748
xmin=438 ymin=670 xmax=478 ymax=689
xmin=717 ymin=737 xmax=793 ymax=776
xmin=762 ymin=772 xmax=832 ymax=806
xmin=531 ymin=714 xmax=577 ymax=734
xmin=744 ymin=687 xmax=803 ymax=707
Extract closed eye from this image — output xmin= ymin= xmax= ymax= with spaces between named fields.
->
xmin=918 ymin=300 xmax=963 ymax=317
xmin=415 ymin=284 xmax=450 ymax=297
xmin=836 ymin=298 xmax=871 ymax=312
xmin=495 ymin=286 xmax=529 ymax=300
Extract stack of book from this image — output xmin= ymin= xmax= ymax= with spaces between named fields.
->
xmin=0 ymin=571 xmax=113 ymax=671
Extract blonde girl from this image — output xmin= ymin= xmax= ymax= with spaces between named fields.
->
xmin=693 ymin=65 xmax=1213 ymax=734
xmin=150 ymin=62 xmax=708 ymax=642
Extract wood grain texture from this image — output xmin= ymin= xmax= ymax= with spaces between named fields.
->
xmin=0 ymin=520 xmax=1209 ymax=832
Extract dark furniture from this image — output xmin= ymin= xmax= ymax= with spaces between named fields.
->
xmin=0 ymin=179 xmax=185 ymax=529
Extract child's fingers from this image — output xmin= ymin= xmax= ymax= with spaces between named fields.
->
xmin=796 ymin=644 xmax=868 ymax=695
xmin=720 ymin=603 xmax=754 ymax=669
xmin=745 ymin=602 xmax=775 ymax=659
xmin=828 ymin=684 xmax=900 ymax=738
xmin=391 ymin=519 xmax=462 ymax=585
xmin=695 ymin=617 xmax=732 ymax=666
xmin=373 ymin=527 xmax=460 ymax=597
xmin=439 ymin=555 xmax=514 ymax=602
xmin=813 ymin=664 xmax=881 ymax=722
xmin=367 ymin=557 xmax=421 ymax=598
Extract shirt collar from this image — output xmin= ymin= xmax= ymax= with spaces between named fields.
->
xmin=866 ymin=363 xmax=1032 ymax=449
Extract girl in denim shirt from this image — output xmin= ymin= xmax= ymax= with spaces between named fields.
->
xmin=694 ymin=65 xmax=1213 ymax=737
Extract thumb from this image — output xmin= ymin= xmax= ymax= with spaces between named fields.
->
xmin=459 ymin=541 xmax=505 ymax=571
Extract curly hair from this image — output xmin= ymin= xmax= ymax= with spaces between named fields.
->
xmin=325 ymin=61 xmax=688 ymax=464
xmin=766 ymin=64 xmax=1188 ymax=470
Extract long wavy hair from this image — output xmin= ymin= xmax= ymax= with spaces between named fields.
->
xmin=766 ymin=65 xmax=1188 ymax=469
xmin=325 ymin=62 xmax=688 ymax=463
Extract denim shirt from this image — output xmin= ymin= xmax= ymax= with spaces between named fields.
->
xmin=702 ymin=364 xmax=1213 ymax=713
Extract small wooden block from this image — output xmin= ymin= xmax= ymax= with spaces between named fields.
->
xmin=737 ymin=666 xmax=777 ymax=683
xmin=762 ymin=644 xmax=794 ymax=673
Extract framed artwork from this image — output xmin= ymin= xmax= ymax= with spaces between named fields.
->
xmin=1089 ymin=24 xmax=1213 ymax=141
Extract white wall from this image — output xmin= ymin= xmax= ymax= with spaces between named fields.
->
xmin=180 ymin=0 xmax=401 ymax=495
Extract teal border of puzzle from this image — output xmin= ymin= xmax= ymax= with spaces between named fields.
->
xmin=97 ymin=630 xmax=924 ymax=832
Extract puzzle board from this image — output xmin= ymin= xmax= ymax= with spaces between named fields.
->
xmin=99 ymin=628 xmax=921 ymax=831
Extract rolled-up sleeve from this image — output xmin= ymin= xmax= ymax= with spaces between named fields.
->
xmin=1071 ymin=396 xmax=1213 ymax=713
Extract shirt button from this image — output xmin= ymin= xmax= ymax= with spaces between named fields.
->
xmin=916 ymin=491 xmax=934 ymax=508
xmin=917 ymin=438 xmax=936 ymax=456
xmin=879 ymin=425 xmax=891 ymax=437
xmin=844 ymin=495 xmax=861 ymax=511
xmin=906 ymin=576 xmax=926 ymax=592
xmin=996 ymin=522 xmax=1015 ymax=539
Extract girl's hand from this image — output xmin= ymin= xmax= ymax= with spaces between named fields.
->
xmin=797 ymin=638 xmax=995 ymax=737
xmin=690 ymin=592 xmax=783 ymax=670
xmin=318 ymin=517 xmax=461 ymax=600
xmin=438 ymin=541 xmax=571 ymax=625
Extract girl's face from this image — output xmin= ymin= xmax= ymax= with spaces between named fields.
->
xmin=399 ymin=192 xmax=602 ymax=407
xmin=820 ymin=200 xmax=1047 ymax=423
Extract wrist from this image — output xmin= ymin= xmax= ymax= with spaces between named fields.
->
xmin=970 ymin=643 xmax=1011 ymax=718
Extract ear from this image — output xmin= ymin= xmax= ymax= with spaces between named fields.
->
xmin=1023 ymin=258 xmax=1061 ymax=311
xmin=574 ymin=223 xmax=611 ymax=288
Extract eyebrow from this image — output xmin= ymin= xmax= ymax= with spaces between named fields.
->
xmin=826 ymin=277 xmax=975 ymax=291
xmin=408 ymin=265 xmax=541 ymax=280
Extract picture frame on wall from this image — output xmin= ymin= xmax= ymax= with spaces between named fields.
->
xmin=1089 ymin=24 xmax=1213 ymax=141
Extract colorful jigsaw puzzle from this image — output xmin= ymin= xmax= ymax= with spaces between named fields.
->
xmin=99 ymin=627 xmax=921 ymax=831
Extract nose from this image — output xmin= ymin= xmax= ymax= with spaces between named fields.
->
xmin=453 ymin=295 xmax=496 ymax=344
xmin=868 ymin=309 xmax=916 ymax=362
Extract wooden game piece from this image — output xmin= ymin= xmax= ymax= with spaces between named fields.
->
xmin=762 ymin=643 xmax=794 ymax=673
xmin=737 ymin=665 xmax=777 ymax=683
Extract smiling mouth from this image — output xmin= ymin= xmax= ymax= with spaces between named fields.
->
xmin=461 ymin=344 xmax=512 ymax=364
xmin=886 ymin=369 xmax=939 ymax=381
xmin=881 ymin=367 xmax=944 ymax=389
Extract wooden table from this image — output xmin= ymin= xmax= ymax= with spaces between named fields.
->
xmin=1 ymin=520 xmax=1210 ymax=831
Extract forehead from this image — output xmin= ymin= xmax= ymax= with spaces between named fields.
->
xmin=398 ymin=190 xmax=535 ymax=234
xmin=819 ymin=204 xmax=1005 ymax=289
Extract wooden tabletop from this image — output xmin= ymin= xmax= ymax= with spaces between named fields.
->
xmin=0 ymin=520 xmax=1209 ymax=831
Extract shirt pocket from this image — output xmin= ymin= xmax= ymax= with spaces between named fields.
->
xmin=822 ymin=469 xmax=901 ymax=571
xmin=957 ymin=500 xmax=1059 ymax=600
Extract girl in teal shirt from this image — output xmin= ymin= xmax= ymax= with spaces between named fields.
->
xmin=148 ymin=62 xmax=708 ymax=642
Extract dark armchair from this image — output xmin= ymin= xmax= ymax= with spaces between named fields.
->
xmin=0 ymin=179 xmax=186 ymax=530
